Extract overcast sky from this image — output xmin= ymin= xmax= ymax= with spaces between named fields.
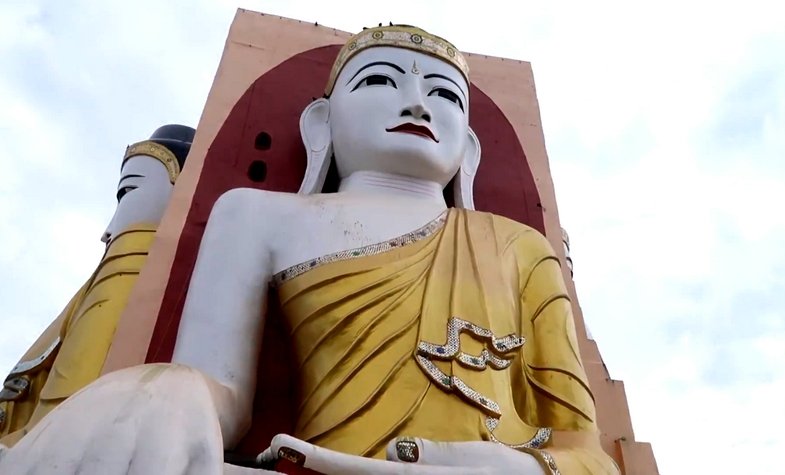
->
xmin=1 ymin=1 xmax=783 ymax=473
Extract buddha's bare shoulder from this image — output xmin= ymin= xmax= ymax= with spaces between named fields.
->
xmin=212 ymin=188 xmax=310 ymax=218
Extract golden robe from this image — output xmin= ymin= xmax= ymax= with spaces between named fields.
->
xmin=0 ymin=225 xmax=156 ymax=446
xmin=274 ymin=209 xmax=618 ymax=474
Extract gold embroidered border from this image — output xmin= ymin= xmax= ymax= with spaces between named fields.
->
xmin=485 ymin=416 xmax=552 ymax=451
xmin=272 ymin=211 xmax=448 ymax=286
xmin=522 ymin=448 xmax=561 ymax=475
xmin=123 ymin=140 xmax=180 ymax=183
xmin=9 ymin=337 xmax=61 ymax=376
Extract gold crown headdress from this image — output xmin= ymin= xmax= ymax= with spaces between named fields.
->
xmin=122 ymin=141 xmax=181 ymax=184
xmin=325 ymin=24 xmax=470 ymax=96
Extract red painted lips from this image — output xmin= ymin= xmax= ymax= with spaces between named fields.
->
xmin=386 ymin=123 xmax=438 ymax=142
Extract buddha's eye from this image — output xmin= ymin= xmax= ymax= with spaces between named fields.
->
xmin=116 ymin=185 xmax=137 ymax=202
xmin=429 ymin=87 xmax=464 ymax=112
xmin=352 ymin=74 xmax=397 ymax=91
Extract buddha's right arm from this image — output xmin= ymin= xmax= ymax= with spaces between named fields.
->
xmin=172 ymin=188 xmax=274 ymax=446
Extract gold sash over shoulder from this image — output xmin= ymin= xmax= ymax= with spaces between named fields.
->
xmin=275 ymin=209 xmax=616 ymax=473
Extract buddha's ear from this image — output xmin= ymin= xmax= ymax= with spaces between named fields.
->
xmin=453 ymin=127 xmax=481 ymax=210
xmin=299 ymin=98 xmax=333 ymax=194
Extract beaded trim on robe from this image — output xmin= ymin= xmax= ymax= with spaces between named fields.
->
xmin=485 ymin=416 xmax=551 ymax=450
xmin=521 ymin=449 xmax=560 ymax=475
xmin=8 ymin=337 xmax=61 ymax=377
xmin=540 ymin=450 xmax=561 ymax=475
xmin=271 ymin=210 xmax=449 ymax=286
xmin=415 ymin=316 xmax=552 ymax=450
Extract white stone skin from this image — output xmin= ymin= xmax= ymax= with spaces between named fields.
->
xmin=0 ymin=47 xmax=545 ymax=475
xmin=102 ymin=154 xmax=174 ymax=244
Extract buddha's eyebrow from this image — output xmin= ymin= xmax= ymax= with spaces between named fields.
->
xmin=118 ymin=174 xmax=144 ymax=186
xmin=423 ymin=73 xmax=467 ymax=100
xmin=346 ymin=61 xmax=406 ymax=84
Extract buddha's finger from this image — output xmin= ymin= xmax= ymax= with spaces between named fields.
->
xmin=269 ymin=434 xmax=464 ymax=475
xmin=386 ymin=437 xmax=500 ymax=466
xmin=386 ymin=437 xmax=546 ymax=474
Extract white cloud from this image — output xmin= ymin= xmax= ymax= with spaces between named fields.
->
xmin=1 ymin=1 xmax=783 ymax=473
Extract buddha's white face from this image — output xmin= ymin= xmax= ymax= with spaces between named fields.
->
xmin=329 ymin=46 xmax=470 ymax=186
xmin=101 ymin=155 xmax=173 ymax=244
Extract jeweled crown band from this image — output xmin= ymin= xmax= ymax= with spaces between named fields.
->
xmin=122 ymin=140 xmax=180 ymax=183
xmin=325 ymin=25 xmax=470 ymax=95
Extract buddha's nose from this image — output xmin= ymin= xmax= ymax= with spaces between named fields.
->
xmin=401 ymin=105 xmax=432 ymax=123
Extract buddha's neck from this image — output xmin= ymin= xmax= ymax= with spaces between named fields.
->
xmin=338 ymin=171 xmax=446 ymax=206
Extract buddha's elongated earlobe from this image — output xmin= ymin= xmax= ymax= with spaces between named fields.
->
xmin=453 ymin=127 xmax=481 ymax=209
xmin=298 ymin=98 xmax=333 ymax=194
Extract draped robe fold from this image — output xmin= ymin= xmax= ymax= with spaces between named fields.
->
xmin=270 ymin=209 xmax=617 ymax=473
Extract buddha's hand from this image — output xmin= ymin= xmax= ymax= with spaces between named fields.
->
xmin=0 ymin=364 xmax=234 ymax=475
xmin=259 ymin=434 xmax=542 ymax=474
xmin=386 ymin=437 xmax=548 ymax=475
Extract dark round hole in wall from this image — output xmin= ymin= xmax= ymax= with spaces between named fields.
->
xmin=247 ymin=160 xmax=267 ymax=182
xmin=255 ymin=132 xmax=272 ymax=150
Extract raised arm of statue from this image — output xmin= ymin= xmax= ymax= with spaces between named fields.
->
xmin=172 ymin=188 xmax=275 ymax=446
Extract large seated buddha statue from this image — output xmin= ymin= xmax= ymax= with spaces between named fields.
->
xmin=0 ymin=26 xmax=617 ymax=475
xmin=0 ymin=125 xmax=194 ymax=446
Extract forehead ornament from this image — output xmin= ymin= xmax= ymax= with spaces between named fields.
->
xmin=325 ymin=24 xmax=470 ymax=95
xmin=122 ymin=141 xmax=180 ymax=184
